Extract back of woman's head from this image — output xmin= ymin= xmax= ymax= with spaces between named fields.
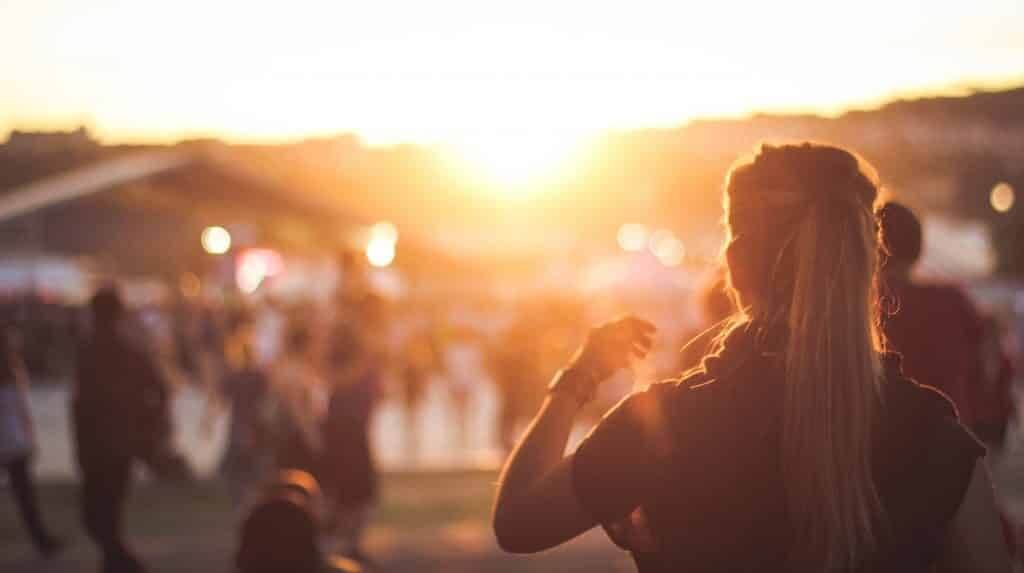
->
xmin=723 ymin=142 xmax=884 ymax=569
xmin=877 ymin=201 xmax=923 ymax=271
xmin=236 ymin=492 xmax=320 ymax=573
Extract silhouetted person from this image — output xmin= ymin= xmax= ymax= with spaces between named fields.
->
xmin=879 ymin=202 xmax=1014 ymax=445
xmin=677 ymin=267 xmax=736 ymax=374
xmin=74 ymin=287 xmax=169 ymax=573
xmin=0 ymin=329 xmax=62 ymax=557
xmin=397 ymin=321 xmax=436 ymax=463
xmin=217 ymin=321 xmax=276 ymax=509
xmin=272 ymin=325 xmax=324 ymax=476
xmin=493 ymin=144 xmax=1009 ymax=571
xmin=322 ymin=293 xmax=383 ymax=562
xmin=236 ymin=470 xmax=361 ymax=573
xmin=489 ymin=314 xmax=546 ymax=453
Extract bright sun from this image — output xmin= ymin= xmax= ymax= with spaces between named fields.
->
xmin=447 ymin=130 xmax=592 ymax=195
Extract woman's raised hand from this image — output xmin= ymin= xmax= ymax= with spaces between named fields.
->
xmin=569 ymin=316 xmax=656 ymax=384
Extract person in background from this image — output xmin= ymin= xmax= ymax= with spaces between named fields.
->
xmin=272 ymin=325 xmax=325 ymax=476
xmin=0 ymin=328 xmax=62 ymax=558
xmin=396 ymin=319 xmax=436 ymax=463
xmin=74 ymin=286 xmax=171 ymax=573
xmin=321 ymin=293 xmax=385 ymax=563
xmin=216 ymin=318 xmax=277 ymax=510
xmin=493 ymin=143 xmax=1009 ymax=572
xmin=878 ymin=201 xmax=1015 ymax=446
xmin=489 ymin=314 xmax=546 ymax=454
xmin=677 ymin=267 xmax=736 ymax=375
xmin=235 ymin=469 xmax=361 ymax=573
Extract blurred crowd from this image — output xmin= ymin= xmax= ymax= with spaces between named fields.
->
xmin=3 ymin=202 xmax=1024 ymax=572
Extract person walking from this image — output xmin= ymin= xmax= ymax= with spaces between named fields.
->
xmin=321 ymin=294 xmax=384 ymax=563
xmin=878 ymin=201 xmax=1014 ymax=446
xmin=0 ymin=328 xmax=62 ymax=557
xmin=74 ymin=287 xmax=170 ymax=573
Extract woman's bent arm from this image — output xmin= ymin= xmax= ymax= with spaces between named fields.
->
xmin=492 ymin=390 xmax=595 ymax=553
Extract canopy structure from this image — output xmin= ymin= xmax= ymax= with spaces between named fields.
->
xmin=0 ymin=143 xmax=361 ymax=280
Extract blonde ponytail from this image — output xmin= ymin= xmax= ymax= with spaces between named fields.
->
xmin=725 ymin=143 xmax=884 ymax=569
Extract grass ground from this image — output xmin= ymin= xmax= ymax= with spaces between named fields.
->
xmin=1 ymin=470 xmax=633 ymax=573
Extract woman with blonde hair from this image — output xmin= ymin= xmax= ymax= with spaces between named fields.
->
xmin=493 ymin=143 xmax=1009 ymax=571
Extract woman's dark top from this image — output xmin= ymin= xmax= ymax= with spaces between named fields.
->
xmin=571 ymin=322 xmax=985 ymax=572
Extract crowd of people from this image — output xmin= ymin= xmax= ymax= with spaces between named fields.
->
xmin=1 ymin=142 xmax=1023 ymax=572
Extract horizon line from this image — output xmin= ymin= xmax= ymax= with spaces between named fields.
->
xmin=4 ymin=76 xmax=1022 ymax=150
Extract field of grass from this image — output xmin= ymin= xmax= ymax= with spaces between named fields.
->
xmin=1 ymin=470 xmax=632 ymax=573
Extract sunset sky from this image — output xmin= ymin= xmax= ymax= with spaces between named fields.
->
xmin=1 ymin=0 xmax=1022 ymax=151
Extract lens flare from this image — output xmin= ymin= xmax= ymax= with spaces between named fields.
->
xmin=201 ymin=226 xmax=231 ymax=255
xmin=991 ymin=182 xmax=1015 ymax=213
xmin=617 ymin=223 xmax=650 ymax=252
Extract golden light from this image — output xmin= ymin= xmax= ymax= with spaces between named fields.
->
xmin=650 ymin=229 xmax=686 ymax=267
xmin=235 ymin=248 xmax=283 ymax=294
xmin=201 ymin=226 xmax=232 ymax=255
xmin=179 ymin=272 xmax=201 ymax=298
xmin=617 ymin=223 xmax=649 ymax=252
xmin=366 ymin=237 xmax=397 ymax=268
xmin=991 ymin=182 xmax=1015 ymax=213
xmin=371 ymin=221 xmax=399 ymax=243
xmin=447 ymin=131 xmax=592 ymax=194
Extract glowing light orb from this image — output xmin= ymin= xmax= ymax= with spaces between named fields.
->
xmin=235 ymin=248 xmax=283 ymax=294
xmin=617 ymin=223 xmax=650 ymax=252
xmin=991 ymin=182 xmax=1015 ymax=213
xmin=371 ymin=221 xmax=399 ymax=243
xmin=201 ymin=226 xmax=232 ymax=255
xmin=448 ymin=131 xmax=592 ymax=195
xmin=179 ymin=272 xmax=201 ymax=298
xmin=649 ymin=229 xmax=686 ymax=267
xmin=366 ymin=237 xmax=396 ymax=267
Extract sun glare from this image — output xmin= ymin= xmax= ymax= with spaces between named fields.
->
xmin=447 ymin=131 xmax=593 ymax=195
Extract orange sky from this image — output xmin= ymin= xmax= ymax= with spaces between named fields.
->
xmin=1 ymin=0 xmax=1022 ymax=153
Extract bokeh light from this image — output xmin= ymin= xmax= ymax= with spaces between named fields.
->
xmin=235 ymin=248 xmax=283 ymax=294
xmin=649 ymin=229 xmax=686 ymax=266
xmin=617 ymin=223 xmax=649 ymax=252
xmin=178 ymin=272 xmax=201 ymax=298
xmin=201 ymin=226 xmax=232 ymax=255
xmin=990 ymin=182 xmax=1015 ymax=213
xmin=366 ymin=237 xmax=397 ymax=267
xmin=371 ymin=221 xmax=400 ymax=243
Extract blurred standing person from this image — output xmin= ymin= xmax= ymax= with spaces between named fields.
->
xmin=443 ymin=327 xmax=482 ymax=456
xmin=677 ymin=268 xmax=736 ymax=375
xmin=489 ymin=315 xmax=545 ymax=454
xmin=397 ymin=320 xmax=436 ymax=463
xmin=321 ymin=294 xmax=385 ymax=562
xmin=0 ymin=329 xmax=62 ymax=557
xmin=879 ymin=202 xmax=1014 ymax=446
xmin=74 ymin=287 xmax=171 ymax=573
xmin=215 ymin=320 xmax=277 ymax=510
xmin=272 ymin=325 xmax=325 ymax=476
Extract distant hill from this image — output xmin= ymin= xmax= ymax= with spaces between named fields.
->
xmin=3 ymin=85 xmax=1022 ymax=258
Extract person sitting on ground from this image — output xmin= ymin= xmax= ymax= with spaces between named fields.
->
xmin=236 ymin=470 xmax=361 ymax=573
xmin=493 ymin=143 xmax=1010 ymax=572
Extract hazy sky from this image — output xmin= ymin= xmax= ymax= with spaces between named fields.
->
xmin=2 ymin=0 xmax=1022 ymax=147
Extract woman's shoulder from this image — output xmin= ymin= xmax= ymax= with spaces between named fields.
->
xmin=880 ymin=353 xmax=985 ymax=458
xmin=882 ymin=353 xmax=960 ymax=420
